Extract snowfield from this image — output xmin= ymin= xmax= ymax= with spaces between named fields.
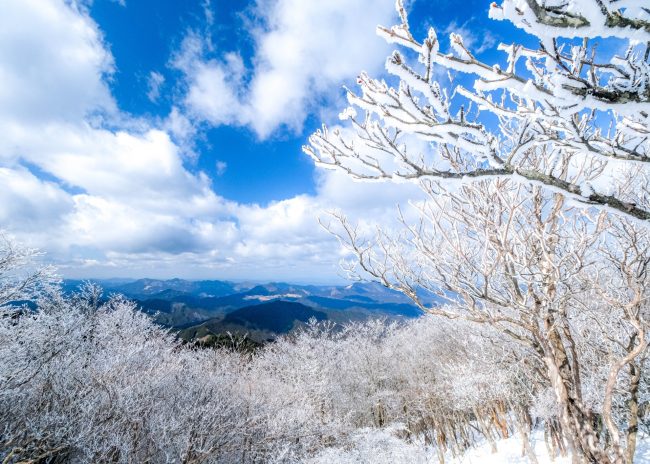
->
xmin=309 ymin=428 xmax=650 ymax=463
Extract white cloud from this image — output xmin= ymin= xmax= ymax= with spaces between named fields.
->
xmin=146 ymin=71 xmax=165 ymax=102
xmin=163 ymin=106 xmax=196 ymax=144
xmin=0 ymin=167 xmax=74 ymax=235
xmin=0 ymin=0 xmax=115 ymax=127
xmin=0 ymin=0 xmax=422 ymax=282
xmin=175 ymin=0 xmax=397 ymax=138
xmin=0 ymin=1 xmax=232 ymax=263
xmin=215 ymin=161 xmax=227 ymax=176
xmin=183 ymin=52 xmax=247 ymax=126
xmin=443 ymin=20 xmax=497 ymax=55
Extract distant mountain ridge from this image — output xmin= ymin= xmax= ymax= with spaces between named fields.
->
xmin=63 ymin=278 xmax=243 ymax=299
xmin=63 ymin=278 xmax=446 ymax=343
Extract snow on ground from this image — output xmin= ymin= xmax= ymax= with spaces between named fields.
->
xmin=635 ymin=439 xmax=650 ymax=463
xmin=309 ymin=427 xmax=650 ymax=463
xmin=455 ymin=431 xmax=570 ymax=464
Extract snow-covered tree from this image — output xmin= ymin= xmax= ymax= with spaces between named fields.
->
xmin=306 ymin=1 xmax=650 ymax=462
xmin=0 ymin=232 xmax=57 ymax=307
xmin=306 ymin=0 xmax=650 ymax=221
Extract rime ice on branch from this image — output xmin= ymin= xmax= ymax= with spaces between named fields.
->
xmin=304 ymin=0 xmax=650 ymax=220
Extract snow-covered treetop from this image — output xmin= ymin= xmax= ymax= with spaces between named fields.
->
xmin=0 ymin=232 xmax=58 ymax=306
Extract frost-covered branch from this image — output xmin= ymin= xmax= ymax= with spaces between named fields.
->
xmin=0 ymin=233 xmax=58 ymax=306
xmin=305 ymin=0 xmax=650 ymax=221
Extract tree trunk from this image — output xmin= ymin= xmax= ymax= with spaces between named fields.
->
xmin=492 ymin=402 xmax=509 ymax=439
xmin=625 ymin=362 xmax=640 ymax=464
xmin=474 ymin=406 xmax=498 ymax=453
xmin=544 ymin=351 xmax=610 ymax=463
xmin=515 ymin=407 xmax=539 ymax=464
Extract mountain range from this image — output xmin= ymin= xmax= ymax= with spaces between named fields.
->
xmin=63 ymin=278 xmax=445 ymax=343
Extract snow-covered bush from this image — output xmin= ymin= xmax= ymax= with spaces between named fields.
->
xmin=1 ymin=291 xmax=534 ymax=463
xmin=0 ymin=290 xmax=250 ymax=462
xmin=0 ymin=231 xmax=57 ymax=307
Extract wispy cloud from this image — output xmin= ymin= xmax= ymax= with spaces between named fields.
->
xmin=443 ymin=19 xmax=497 ymax=54
xmin=146 ymin=71 xmax=165 ymax=102
xmin=215 ymin=160 xmax=227 ymax=176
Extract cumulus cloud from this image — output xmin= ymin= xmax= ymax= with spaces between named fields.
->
xmin=184 ymin=52 xmax=247 ymax=126
xmin=0 ymin=0 xmax=115 ymax=127
xmin=0 ymin=167 xmax=74 ymax=235
xmin=0 ymin=2 xmax=228 ymax=265
xmin=0 ymin=0 xmax=422 ymax=282
xmin=175 ymin=0 xmax=397 ymax=138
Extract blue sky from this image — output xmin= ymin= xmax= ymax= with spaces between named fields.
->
xmin=0 ymin=0 xmax=529 ymax=283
